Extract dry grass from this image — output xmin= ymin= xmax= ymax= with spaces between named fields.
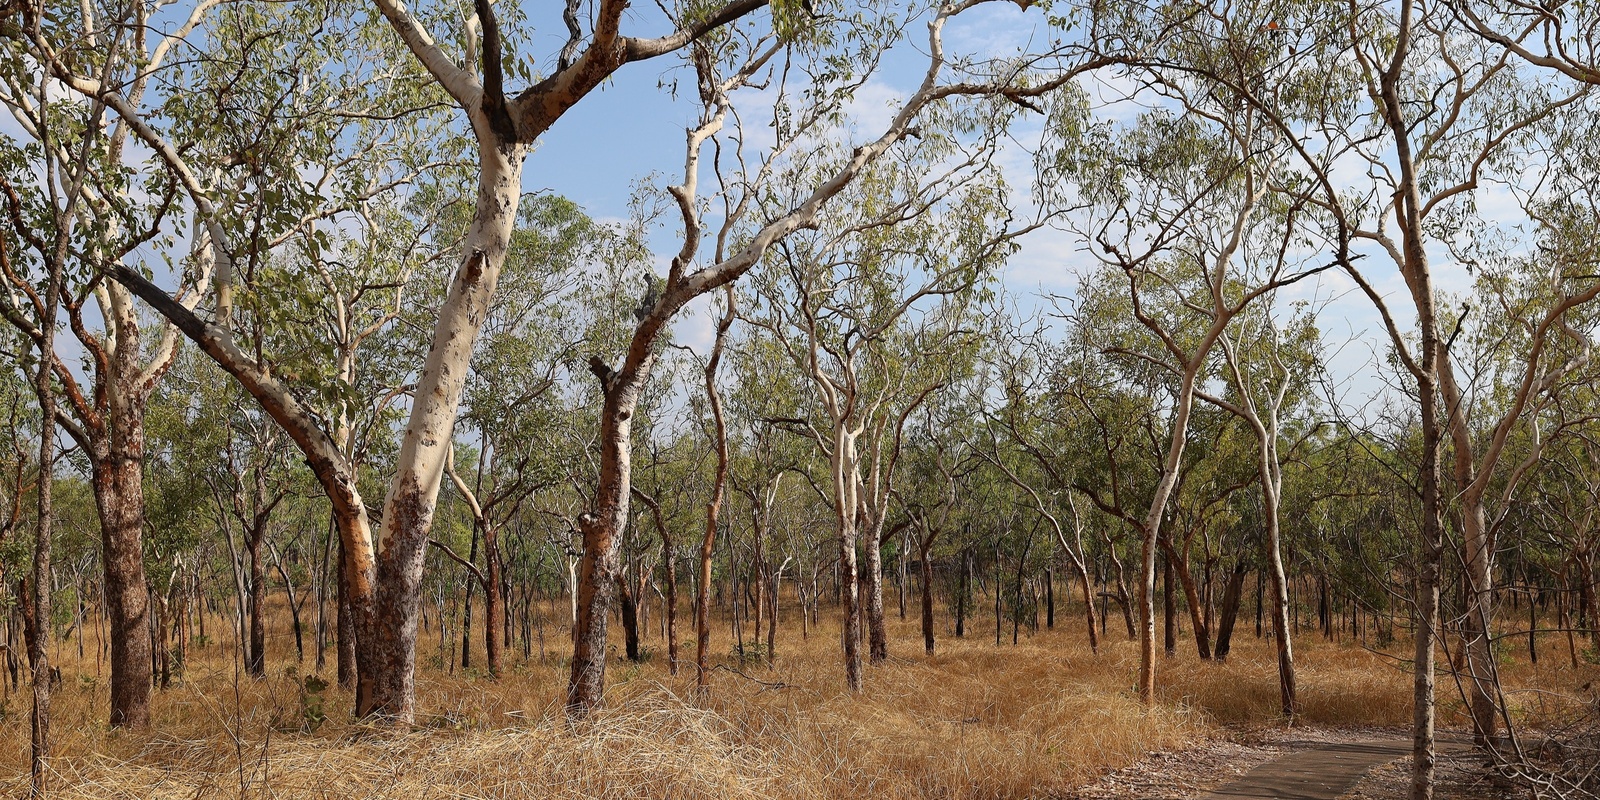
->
xmin=2 ymin=598 xmax=1591 ymax=799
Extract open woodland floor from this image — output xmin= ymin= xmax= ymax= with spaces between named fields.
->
xmin=1 ymin=601 xmax=1595 ymax=799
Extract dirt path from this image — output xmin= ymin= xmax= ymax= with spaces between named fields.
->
xmin=1071 ymin=729 xmax=1494 ymax=800
xmin=1198 ymin=739 xmax=1411 ymax=800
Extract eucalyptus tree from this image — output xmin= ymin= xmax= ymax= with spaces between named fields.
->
xmin=978 ymin=324 xmax=1104 ymax=652
xmin=1429 ymin=232 xmax=1600 ymax=748
xmin=696 ymin=288 xmax=736 ymax=688
xmin=0 ymin=120 xmax=71 ymax=784
xmin=1523 ymin=414 xmax=1600 ymax=660
xmin=0 ymin=352 xmax=35 ymax=565
xmin=1191 ymin=299 xmax=1324 ymax=712
xmin=1159 ymin=406 xmax=1255 ymax=660
xmin=897 ymin=385 xmax=983 ymax=655
xmin=216 ymin=400 xmax=296 ymax=678
xmin=726 ymin=330 xmax=820 ymax=658
xmin=728 ymin=360 xmax=815 ymax=669
xmin=745 ymin=121 xmax=1009 ymax=686
xmin=1055 ymin=81 xmax=1331 ymax=698
xmin=632 ymin=397 xmax=720 ymax=677
xmin=1048 ymin=305 xmax=1165 ymax=642
xmin=1452 ymin=0 xmax=1600 ymax=84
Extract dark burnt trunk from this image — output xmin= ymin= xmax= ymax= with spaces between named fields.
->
xmin=921 ymin=542 xmax=935 ymax=654
xmin=617 ymin=574 xmax=641 ymax=662
xmin=1214 ymin=561 xmax=1248 ymax=660
xmin=484 ymin=527 xmax=503 ymax=677
xmin=662 ymin=536 xmax=678 ymax=675
xmin=461 ymin=529 xmax=478 ymax=670
xmin=1045 ymin=567 xmax=1054 ymax=629
xmin=955 ymin=547 xmax=968 ymax=638
xmin=247 ymin=519 xmax=267 ymax=678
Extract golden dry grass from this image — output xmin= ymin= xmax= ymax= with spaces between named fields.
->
xmin=1 ymin=597 xmax=1592 ymax=799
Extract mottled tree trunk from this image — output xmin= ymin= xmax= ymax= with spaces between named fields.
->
xmin=94 ymin=432 xmax=153 ymax=729
xmin=863 ymin=525 xmax=887 ymax=663
xmin=1458 ymin=499 xmax=1499 ymax=744
xmin=840 ymin=532 xmax=863 ymax=691
xmin=30 ymin=245 xmax=63 ymax=791
xmin=570 ymin=353 xmax=654 ymax=712
xmin=336 ymin=540 xmax=356 ymax=689
xmin=369 ymin=139 xmax=526 ymax=722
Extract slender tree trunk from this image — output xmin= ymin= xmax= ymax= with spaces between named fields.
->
xmin=1112 ymin=571 xmax=1136 ymax=640
xmin=281 ymin=564 xmax=304 ymax=664
xmin=1013 ymin=533 xmax=1032 ymax=646
xmin=247 ymin=520 xmax=267 ymax=678
xmin=483 ymin=527 xmax=503 ymax=677
xmin=751 ymin=533 xmax=765 ymax=657
xmin=1457 ymin=499 xmax=1499 ymax=744
xmin=1263 ymin=501 xmax=1296 ymax=714
xmin=766 ymin=562 xmax=777 ymax=665
xmin=994 ymin=538 xmax=1002 ymax=647
xmin=1584 ymin=553 xmax=1600 ymax=654
xmin=1165 ymin=540 xmax=1212 ymax=660
xmin=921 ymin=540 xmax=936 ymax=654
xmin=1527 ymin=582 xmax=1537 ymax=665
xmin=1255 ymin=569 xmax=1264 ymax=638
xmin=461 ymin=529 xmax=478 ymax=670
xmin=898 ymin=533 xmax=908 ymax=620
xmin=1070 ymin=560 xmax=1101 ymax=653
xmin=956 ymin=547 xmax=968 ymax=638
xmin=30 ymin=237 xmax=64 ymax=791
xmin=1045 ymin=567 xmax=1054 ymax=629
xmin=152 ymin=587 xmax=170 ymax=688
xmin=662 ymin=536 xmax=678 ymax=675
xmin=316 ymin=512 xmax=332 ymax=673
xmin=1163 ymin=551 xmax=1176 ymax=657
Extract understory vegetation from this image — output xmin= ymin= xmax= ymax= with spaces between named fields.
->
xmin=5 ymin=602 xmax=1552 ymax=799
